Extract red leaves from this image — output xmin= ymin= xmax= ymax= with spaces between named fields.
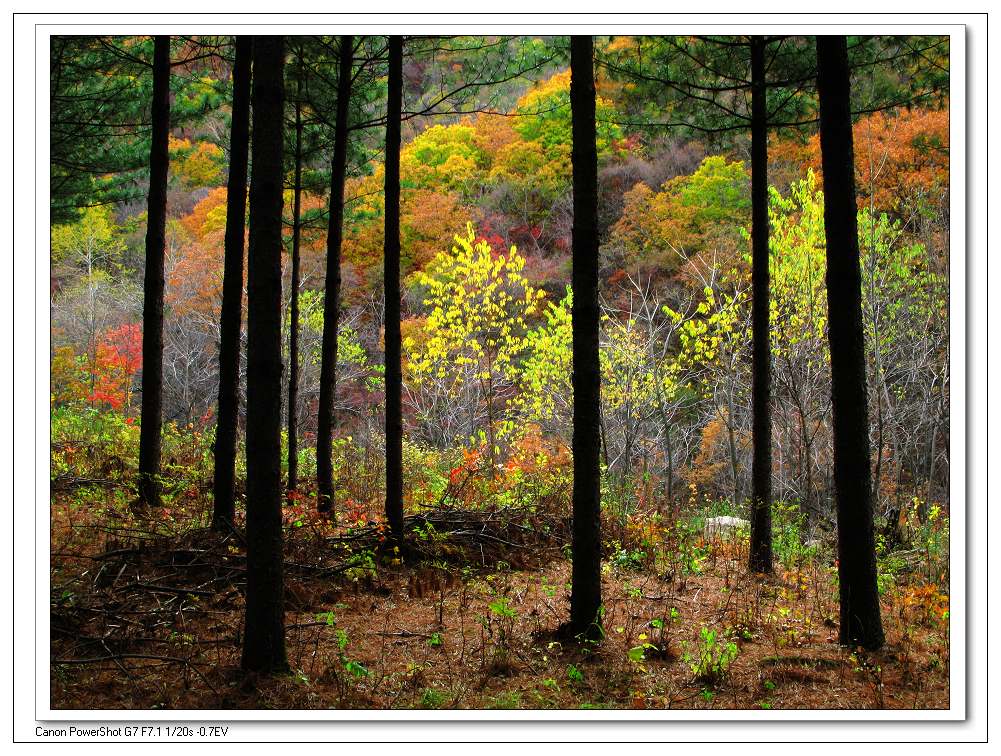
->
xmin=87 ymin=323 xmax=142 ymax=411
xmin=612 ymin=133 xmax=642 ymax=155
xmin=87 ymin=388 xmax=123 ymax=410
xmin=476 ymin=233 xmax=506 ymax=251
xmin=99 ymin=323 xmax=143 ymax=374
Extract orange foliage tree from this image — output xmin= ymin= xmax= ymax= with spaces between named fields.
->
xmin=181 ymin=187 xmax=229 ymax=240
xmin=800 ymin=107 xmax=949 ymax=224
xmin=340 ymin=172 xmax=472 ymax=290
xmin=167 ymin=223 xmax=226 ymax=320
xmin=609 ymin=156 xmax=751 ymax=278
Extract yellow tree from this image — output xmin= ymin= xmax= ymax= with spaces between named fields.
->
xmin=50 ymin=205 xmax=127 ymax=392
xmin=405 ymin=224 xmax=545 ymax=472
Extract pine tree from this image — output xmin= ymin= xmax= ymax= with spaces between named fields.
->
xmin=816 ymin=34 xmax=885 ymax=651
xmin=137 ymin=35 xmax=170 ymax=509
xmin=287 ymin=52 xmax=305 ymax=496
xmin=568 ymin=35 xmax=602 ymax=640
xmin=384 ymin=36 xmax=405 ymax=542
xmin=241 ymin=35 xmax=289 ymax=674
xmin=50 ymin=36 xmax=157 ymax=223
xmin=316 ymin=35 xmax=354 ymax=515
xmin=748 ymin=35 xmax=773 ymax=573
xmin=212 ymin=35 xmax=252 ymax=530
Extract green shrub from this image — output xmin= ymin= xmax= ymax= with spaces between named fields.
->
xmin=683 ymin=626 xmax=739 ymax=685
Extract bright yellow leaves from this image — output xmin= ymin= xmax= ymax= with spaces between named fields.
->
xmin=407 ymin=224 xmax=542 ymax=389
xmin=50 ymin=205 xmax=126 ymax=269
xmin=764 ymin=171 xmax=828 ymax=358
xmin=514 ymin=289 xmax=574 ymax=434
xmin=404 ymin=225 xmax=546 ymax=453
xmin=676 ymin=283 xmax=749 ymax=388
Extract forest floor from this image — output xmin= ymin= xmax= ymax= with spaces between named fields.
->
xmin=49 ymin=488 xmax=951 ymax=712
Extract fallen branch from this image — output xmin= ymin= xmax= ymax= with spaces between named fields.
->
xmin=52 ymin=652 xmax=220 ymax=695
xmin=123 ymin=582 xmax=214 ymax=598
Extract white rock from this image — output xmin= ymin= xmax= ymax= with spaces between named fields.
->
xmin=703 ymin=516 xmax=750 ymax=540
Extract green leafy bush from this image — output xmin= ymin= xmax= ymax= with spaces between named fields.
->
xmin=684 ymin=626 xmax=739 ymax=685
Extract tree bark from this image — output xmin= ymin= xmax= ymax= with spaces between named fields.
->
xmin=241 ymin=35 xmax=289 ymax=674
xmin=384 ymin=36 xmax=405 ymax=542
xmin=287 ymin=68 xmax=304 ymax=495
xmin=568 ymin=35 xmax=602 ymax=640
xmin=212 ymin=35 xmax=252 ymax=530
xmin=816 ymin=34 xmax=884 ymax=651
xmin=748 ymin=35 xmax=773 ymax=573
xmin=137 ymin=35 xmax=170 ymax=508
xmin=316 ymin=35 xmax=353 ymax=515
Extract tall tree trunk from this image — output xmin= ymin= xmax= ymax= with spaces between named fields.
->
xmin=316 ymin=35 xmax=353 ymax=515
xmin=748 ymin=35 xmax=773 ymax=573
xmin=242 ymin=35 xmax=288 ymax=674
xmin=816 ymin=34 xmax=884 ymax=651
xmin=287 ymin=69 xmax=304 ymax=496
xmin=137 ymin=35 xmax=170 ymax=508
xmin=384 ymin=36 xmax=405 ymax=542
xmin=568 ymin=35 xmax=602 ymax=640
xmin=212 ymin=35 xmax=252 ymax=530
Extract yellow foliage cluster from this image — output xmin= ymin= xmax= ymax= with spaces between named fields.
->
xmin=169 ymin=137 xmax=224 ymax=188
xmin=405 ymin=223 xmax=545 ymax=386
xmin=399 ymin=123 xmax=484 ymax=192
xmin=51 ymin=345 xmax=90 ymax=405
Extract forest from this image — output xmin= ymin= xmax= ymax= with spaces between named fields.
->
xmin=48 ymin=34 xmax=952 ymax=711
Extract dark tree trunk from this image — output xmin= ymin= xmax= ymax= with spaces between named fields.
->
xmin=137 ymin=35 xmax=170 ymax=508
xmin=212 ymin=35 xmax=252 ymax=530
xmin=316 ymin=35 xmax=353 ymax=515
xmin=568 ymin=35 xmax=602 ymax=640
xmin=241 ymin=35 xmax=289 ymax=674
xmin=384 ymin=36 xmax=405 ymax=542
xmin=816 ymin=34 xmax=884 ymax=651
xmin=287 ymin=70 xmax=304 ymax=496
xmin=748 ymin=35 xmax=773 ymax=573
